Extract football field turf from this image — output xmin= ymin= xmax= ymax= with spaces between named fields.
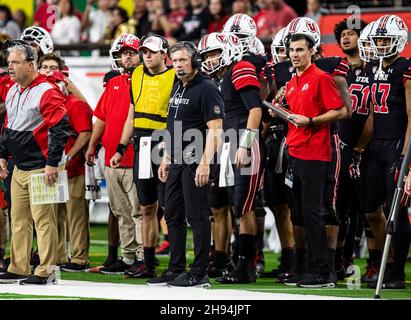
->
xmin=0 ymin=224 xmax=410 ymax=300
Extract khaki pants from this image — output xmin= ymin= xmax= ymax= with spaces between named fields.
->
xmin=8 ymin=167 xmax=58 ymax=277
xmin=105 ymin=167 xmax=142 ymax=260
xmin=57 ymin=175 xmax=90 ymax=265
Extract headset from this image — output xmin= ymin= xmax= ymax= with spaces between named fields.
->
xmin=178 ymin=41 xmax=201 ymax=69
xmin=2 ymin=39 xmax=36 ymax=62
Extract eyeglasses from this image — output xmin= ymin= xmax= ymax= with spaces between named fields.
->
xmin=121 ymin=50 xmax=138 ymax=57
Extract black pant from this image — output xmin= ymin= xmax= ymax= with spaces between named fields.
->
xmin=164 ymin=164 xmax=211 ymax=276
xmin=290 ymin=156 xmax=329 ymax=276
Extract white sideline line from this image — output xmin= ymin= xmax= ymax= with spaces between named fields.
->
xmin=0 ymin=280 xmax=357 ymax=300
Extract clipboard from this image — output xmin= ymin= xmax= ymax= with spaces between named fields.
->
xmin=262 ymin=101 xmax=295 ymax=124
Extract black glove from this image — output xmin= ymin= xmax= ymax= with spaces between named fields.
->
xmin=349 ymin=150 xmax=362 ymax=179
xmin=263 ymin=63 xmax=275 ymax=84
xmin=390 ymin=155 xmax=404 ymax=183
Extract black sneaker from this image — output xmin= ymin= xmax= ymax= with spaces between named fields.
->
xmin=368 ymin=279 xmax=406 ymax=289
xmin=60 ymin=262 xmax=90 ymax=273
xmin=125 ymin=264 xmax=156 ymax=278
xmin=216 ymin=269 xmax=255 ymax=284
xmin=282 ymin=273 xmax=303 ymax=286
xmin=361 ymin=263 xmax=379 ymax=283
xmin=124 ymin=260 xmax=144 ymax=276
xmin=0 ymin=272 xmax=29 ymax=284
xmin=147 ymin=270 xmax=183 ymax=286
xmin=297 ymin=274 xmax=335 ymax=288
xmin=20 ymin=274 xmax=56 ymax=285
xmin=168 ymin=272 xmax=211 ymax=288
xmin=254 ymin=250 xmax=265 ymax=276
xmin=208 ymin=256 xmax=235 ymax=278
xmin=101 ymin=259 xmax=133 ymax=275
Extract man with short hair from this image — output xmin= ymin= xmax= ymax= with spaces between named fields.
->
xmin=86 ymin=34 xmax=144 ymax=275
xmin=148 ymin=41 xmax=223 ymax=287
xmin=0 ymin=40 xmax=69 ymax=285
xmin=110 ymin=35 xmax=176 ymax=278
xmin=38 ymin=54 xmax=93 ymax=272
xmin=284 ymin=33 xmax=347 ymax=288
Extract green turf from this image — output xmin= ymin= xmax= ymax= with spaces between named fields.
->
xmin=0 ymin=293 xmax=98 ymax=300
xmin=3 ymin=224 xmax=411 ymax=300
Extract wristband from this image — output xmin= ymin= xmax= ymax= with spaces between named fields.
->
xmin=116 ymin=143 xmax=127 ymax=156
xmin=308 ymin=117 xmax=314 ymax=126
xmin=239 ymin=129 xmax=256 ymax=149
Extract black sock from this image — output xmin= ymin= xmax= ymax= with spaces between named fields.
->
xmin=144 ymin=247 xmax=156 ymax=270
xmin=368 ymin=249 xmax=382 ymax=265
xmin=215 ymin=250 xmax=228 ymax=268
xmin=238 ymin=234 xmax=256 ymax=271
xmin=106 ymin=245 xmax=118 ymax=265
xmin=280 ymin=247 xmax=295 ymax=270
xmin=164 ymin=234 xmax=169 ymax=242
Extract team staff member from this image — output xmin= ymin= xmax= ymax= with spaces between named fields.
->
xmin=0 ymin=41 xmax=69 ymax=285
xmin=110 ymin=35 xmax=176 ymax=278
xmin=147 ymin=41 xmax=224 ymax=287
xmin=38 ymin=54 xmax=93 ymax=271
xmin=86 ymin=34 xmax=144 ymax=275
xmin=284 ymin=33 xmax=347 ymax=288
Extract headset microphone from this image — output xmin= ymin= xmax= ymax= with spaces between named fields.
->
xmin=177 ymin=70 xmax=192 ymax=77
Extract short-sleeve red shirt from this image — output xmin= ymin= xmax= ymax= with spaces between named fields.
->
xmin=65 ymin=94 xmax=93 ymax=178
xmin=94 ymin=74 xmax=134 ymax=168
xmin=286 ymin=64 xmax=344 ymax=162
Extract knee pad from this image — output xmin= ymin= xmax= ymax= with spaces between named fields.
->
xmin=324 ymin=208 xmax=340 ymax=226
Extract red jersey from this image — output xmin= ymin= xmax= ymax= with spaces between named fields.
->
xmin=286 ymin=64 xmax=344 ymax=162
xmin=65 ymin=94 xmax=93 ymax=178
xmin=94 ymin=74 xmax=134 ymax=168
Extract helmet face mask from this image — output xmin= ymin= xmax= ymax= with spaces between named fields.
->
xmin=358 ymin=22 xmax=377 ymax=62
xmin=222 ymin=14 xmax=257 ymax=54
xmin=20 ymin=26 xmax=54 ymax=55
xmin=198 ymin=32 xmax=243 ymax=76
xmin=271 ymin=27 xmax=287 ymax=62
xmin=369 ymin=15 xmax=408 ymax=59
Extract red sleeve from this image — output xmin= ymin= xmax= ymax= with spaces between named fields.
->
xmin=93 ymin=87 xmax=108 ymax=121
xmin=232 ymin=61 xmax=261 ymax=91
xmin=39 ymin=87 xmax=67 ymax=127
xmin=333 ymin=58 xmax=349 ymax=78
xmin=403 ymin=62 xmax=411 ymax=85
xmin=319 ymin=73 xmax=344 ymax=111
xmin=71 ymin=100 xmax=93 ymax=134
xmin=0 ymin=75 xmax=13 ymax=102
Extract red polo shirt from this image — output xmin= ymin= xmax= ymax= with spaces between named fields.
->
xmin=94 ymin=74 xmax=134 ymax=168
xmin=65 ymin=94 xmax=93 ymax=178
xmin=286 ymin=64 xmax=344 ymax=162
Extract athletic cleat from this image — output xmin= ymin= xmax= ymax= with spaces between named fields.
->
xmin=216 ymin=269 xmax=255 ymax=284
xmin=361 ymin=263 xmax=379 ymax=283
xmin=254 ymin=250 xmax=265 ymax=276
xmin=125 ymin=264 xmax=156 ymax=278
xmin=368 ymin=279 xmax=406 ymax=289
xmin=155 ymin=240 xmax=170 ymax=255
xmin=168 ymin=272 xmax=210 ymax=288
xmin=282 ymin=273 xmax=302 ymax=286
xmin=60 ymin=262 xmax=90 ymax=272
xmin=147 ymin=269 xmax=183 ymax=286
xmin=100 ymin=259 xmax=133 ymax=275
xmin=0 ymin=272 xmax=28 ymax=284
xmin=297 ymin=274 xmax=335 ymax=288
xmin=20 ymin=274 xmax=57 ymax=285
